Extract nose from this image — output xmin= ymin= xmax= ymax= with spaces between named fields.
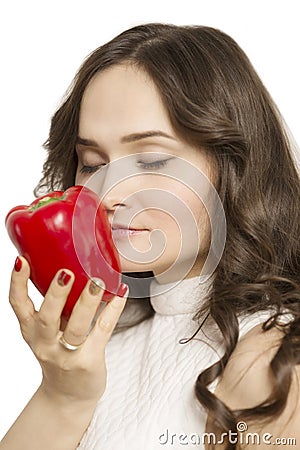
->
xmin=96 ymin=163 xmax=130 ymax=213
xmin=101 ymin=191 xmax=127 ymax=212
xmin=85 ymin=156 xmax=140 ymax=217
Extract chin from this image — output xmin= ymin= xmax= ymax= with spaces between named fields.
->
xmin=118 ymin=258 xmax=153 ymax=274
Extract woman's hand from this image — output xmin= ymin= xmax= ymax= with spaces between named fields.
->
xmin=9 ymin=256 xmax=128 ymax=408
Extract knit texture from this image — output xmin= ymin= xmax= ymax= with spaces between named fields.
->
xmin=77 ymin=276 xmax=271 ymax=449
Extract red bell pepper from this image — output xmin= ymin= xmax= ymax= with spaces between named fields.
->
xmin=5 ymin=185 xmax=121 ymax=320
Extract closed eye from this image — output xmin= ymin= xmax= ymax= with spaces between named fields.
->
xmin=79 ymin=158 xmax=173 ymax=174
xmin=137 ymin=158 xmax=172 ymax=170
xmin=79 ymin=164 xmax=105 ymax=174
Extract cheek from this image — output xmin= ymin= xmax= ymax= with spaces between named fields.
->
xmin=186 ymin=195 xmax=211 ymax=247
xmin=167 ymin=185 xmax=212 ymax=250
xmin=138 ymin=210 xmax=181 ymax=257
xmin=141 ymin=209 xmax=181 ymax=236
xmin=170 ymin=183 xmax=206 ymax=225
xmin=142 ymin=178 xmax=209 ymax=236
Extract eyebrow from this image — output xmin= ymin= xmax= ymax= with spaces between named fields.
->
xmin=121 ymin=130 xmax=176 ymax=143
xmin=76 ymin=130 xmax=176 ymax=147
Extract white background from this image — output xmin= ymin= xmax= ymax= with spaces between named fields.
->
xmin=0 ymin=0 xmax=299 ymax=437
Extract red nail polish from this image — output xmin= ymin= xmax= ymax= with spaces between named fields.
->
xmin=14 ymin=256 xmax=22 ymax=272
xmin=57 ymin=270 xmax=71 ymax=287
xmin=117 ymin=283 xmax=129 ymax=298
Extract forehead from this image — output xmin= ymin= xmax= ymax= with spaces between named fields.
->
xmin=79 ymin=64 xmax=172 ymax=132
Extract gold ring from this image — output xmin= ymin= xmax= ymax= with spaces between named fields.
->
xmin=59 ymin=335 xmax=83 ymax=351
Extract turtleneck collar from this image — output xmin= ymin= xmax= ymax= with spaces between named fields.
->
xmin=149 ymin=274 xmax=214 ymax=316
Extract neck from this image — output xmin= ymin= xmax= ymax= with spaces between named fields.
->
xmin=150 ymin=272 xmax=214 ymax=316
xmin=153 ymin=256 xmax=208 ymax=285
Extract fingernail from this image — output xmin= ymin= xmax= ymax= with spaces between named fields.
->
xmin=57 ymin=270 xmax=71 ymax=287
xmin=117 ymin=283 xmax=129 ymax=298
xmin=14 ymin=256 xmax=22 ymax=272
xmin=89 ymin=278 xmax=105 ymax=296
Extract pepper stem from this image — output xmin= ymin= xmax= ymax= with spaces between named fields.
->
xmin=29 ymin=195 xmax=66 ymax=211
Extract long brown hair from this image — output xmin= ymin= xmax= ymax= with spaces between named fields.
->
xmin=35 ymin=23 xmax=300 ymax=449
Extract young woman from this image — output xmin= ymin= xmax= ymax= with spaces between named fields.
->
xmin=1 ymin=23 xmax=299 ymax=450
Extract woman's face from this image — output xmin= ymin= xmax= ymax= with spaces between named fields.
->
xmin=75 ymin=64 xmax=218 ymax=283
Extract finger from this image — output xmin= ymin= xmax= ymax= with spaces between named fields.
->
xmin=37 ymin=269 xmax=75 ymax=339
xmin=63 ymin=278 xmax=106 ymax=346
xmin=9 ymin=256 xmax=35 ymax=325
xmin=90 ymin=283 xmax=129 ymax=350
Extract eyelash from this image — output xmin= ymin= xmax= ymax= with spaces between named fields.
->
xmin=138 ymin=159 xmax=170 ymax=170
xmin=79 ymin=159 xmax=170 ymax=174
xmin=79 ymin=164 xmax=105 ymax=174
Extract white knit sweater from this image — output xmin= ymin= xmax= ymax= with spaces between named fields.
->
xmin=77 ymin=276 xmax=271 ymax=449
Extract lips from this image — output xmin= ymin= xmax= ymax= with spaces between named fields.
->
xmin=111 ymin=223 xmax=148 ymax=239
xmin=111 ymin=223 xmax=147 ymax=232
